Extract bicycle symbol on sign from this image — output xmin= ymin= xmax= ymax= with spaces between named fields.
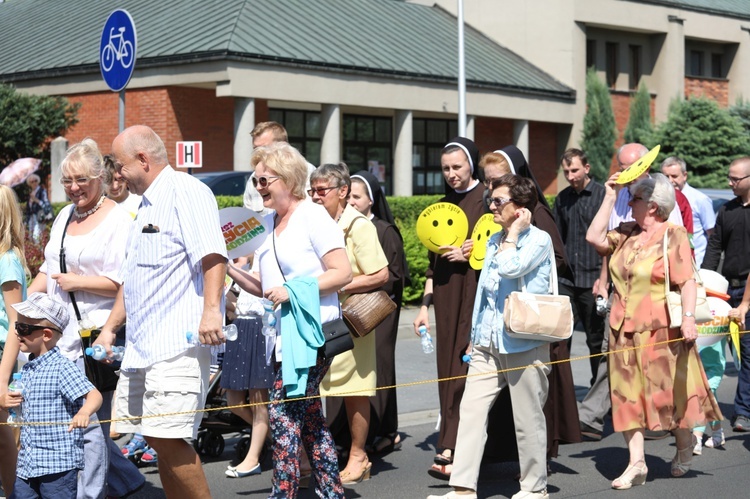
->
xmin=101 ymin=26 xmax=134 ymax=72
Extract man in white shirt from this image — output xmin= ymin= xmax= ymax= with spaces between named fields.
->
xmin=661 ymin=156 xmax=716 ymax=266
xmin=97 ymin=125 xmax=228 ymax=498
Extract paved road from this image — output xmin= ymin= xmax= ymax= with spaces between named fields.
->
xmin=128 ymin=307 xmax=750 ymax=498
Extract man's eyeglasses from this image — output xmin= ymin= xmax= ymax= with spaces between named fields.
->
xmin=727 ymin=174 xmax=750 ymax=185
xmin=486 ymin=196 xmax=515 ymax=208
xmin=60 ymin=177 xmax=92 ymax=187
xmin=251 ymin=175 xmax=280 ymax=188
xmin=15 ymin=322 xmax=62 ymax=337
xmin=307 ymin=186 xmax=338 ymax=197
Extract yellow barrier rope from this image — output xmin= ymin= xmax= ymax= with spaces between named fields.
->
xmin=2 ymin=330 xmax=745 ymax=427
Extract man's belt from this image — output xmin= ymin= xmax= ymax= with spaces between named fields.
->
xmin=729 ymin=277 xmax=747 ymax=288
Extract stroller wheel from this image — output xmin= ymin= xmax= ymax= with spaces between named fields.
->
xmin=205 ymin=431 xmax=225 ymax=457
xmin=193 ymin=431 xmax=207 ymax=455
xmin=235 ymin=436 xmax=251 ymax=462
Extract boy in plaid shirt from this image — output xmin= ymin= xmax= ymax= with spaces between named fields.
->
xmin=4 ymin=293 xmax=102 ymax=498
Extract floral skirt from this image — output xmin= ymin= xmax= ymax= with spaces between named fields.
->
xmin=609 ymin=326 xmax=722 ymax=433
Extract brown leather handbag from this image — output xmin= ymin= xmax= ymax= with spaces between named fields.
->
xmin=342 ymin=290 xmax=397 ymax=338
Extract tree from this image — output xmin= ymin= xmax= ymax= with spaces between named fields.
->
xmin=651 ymin=97 xmax=750 ymax=188
xmin=729 ymin=97 xmax=750 ymax=136
xmin=0 ymin=83 xmax=79 ymax=166
xmin=623 ymin=82 xmax=653 ymax=145
xmin=580 ymin=68 xmax=617 ymax=181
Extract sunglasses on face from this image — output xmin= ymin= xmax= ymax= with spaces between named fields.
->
xmin=251 ymin=175 xmax=280 ymax=188
xmin=486 ymin=196 xmax=514 ymax=208
xmin=15 ymin=322 xmax=62 ymax=337
xmin=307 ymin=186 xmax=338 ymax=197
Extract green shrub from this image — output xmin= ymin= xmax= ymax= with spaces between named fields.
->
xmin=581 ymin=67 xmax=617 ymax=182
xmin=387 ymin=195 xmax=442 ymax=303
xmin=624 ymin=82 xmax=653 ymax=145
xmin=651 ymin=97 xmax=750 ymax=188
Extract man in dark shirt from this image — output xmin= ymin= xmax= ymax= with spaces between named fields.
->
xmin=702 ymin=156 xmax=750 ymax=432
xmin=554 ymin=148 xmax=605 ymax=384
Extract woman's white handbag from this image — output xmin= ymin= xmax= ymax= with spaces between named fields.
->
xmin=504 ymin=248 xmax=574 ymax=342
xmin=662 ymin=230 xmax=713 ymax=328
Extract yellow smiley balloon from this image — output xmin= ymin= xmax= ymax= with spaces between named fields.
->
xmin=416 ymin=202 xmax=469 ymax=254
xmin=469 ymin=213 xmax=503 ymax=270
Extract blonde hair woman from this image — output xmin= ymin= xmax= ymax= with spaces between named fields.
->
xmin=0 ymin=185 xmax=29 ymax=497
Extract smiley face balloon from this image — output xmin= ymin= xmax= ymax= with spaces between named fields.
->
xmin=416 ymin=202 xmax=469 ymax=254
xmin=469 ymin=214 xmax=503 ymax=270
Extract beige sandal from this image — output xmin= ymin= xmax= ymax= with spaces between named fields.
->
xmin=671 ymin=434 xmax=697 ymax=477
xmin=612 ymin=461 xmax=648 ymax=490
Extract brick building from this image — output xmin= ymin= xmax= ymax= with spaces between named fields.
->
xmin=2 ymin=0 xmax=749 ymax=195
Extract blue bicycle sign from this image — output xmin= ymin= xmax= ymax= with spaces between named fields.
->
xmin=99 ymin=9 xmax=137 ymax=92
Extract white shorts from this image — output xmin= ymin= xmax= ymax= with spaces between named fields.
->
xmin=114 ymin=348 xmax=210 ymax=439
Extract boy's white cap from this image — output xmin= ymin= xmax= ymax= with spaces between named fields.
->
xmin=12 ymin=292 xmax=70 ymax=332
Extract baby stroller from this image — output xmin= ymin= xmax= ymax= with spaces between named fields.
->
xmin=193 ymin=363 xmax=261 ymax=463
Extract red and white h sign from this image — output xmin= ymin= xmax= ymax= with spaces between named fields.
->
xmin=176 ymin=141 xmax=202 ymax=168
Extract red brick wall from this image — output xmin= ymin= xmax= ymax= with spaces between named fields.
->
xmin=63 ymin=87 xmax=235 ymax=171
xmin=684 ymin=77 xmax=729 ymax=108
xmin=609 ymin=90 xmax=656 ymax=173
xmin=474 ymin=116 xmax=514 ymax=155
xmin=529 ymin=121 xmax=558 ymax=194
xmin=474 ymin=117 xmax=559 ymax=193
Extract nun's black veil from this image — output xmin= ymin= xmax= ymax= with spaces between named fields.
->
xmin=495 ymin=145 xmax=551 ymax=211
xmin=351 ymin=170 xmax=411 ymax=286
xmin=442 ymin=136 xmax=480 ymax=194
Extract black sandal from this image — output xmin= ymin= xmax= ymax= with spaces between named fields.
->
xmin=433 ymin=449 xmax=453 ymax=466
xmin=369 ymin=433 xmax=402 ymax=455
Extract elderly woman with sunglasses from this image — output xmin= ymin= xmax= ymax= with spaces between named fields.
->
xmin=309 ymin=163 xmax=389 ymax=485
xmin=228 ymin=143 xmax=352 ymax=498
xmin=429 ymin=174 xmax=553 ymax=499
xmin=586 ymin=173 xmax=720 ymax=490
xmin=26 ymin=138 xmax=144 ymax=499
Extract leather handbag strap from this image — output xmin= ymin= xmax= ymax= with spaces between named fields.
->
xmin=517 ymin=239 xmax=557 ymax=296
xmin=59 ymin=207 xmax=83 ymax=322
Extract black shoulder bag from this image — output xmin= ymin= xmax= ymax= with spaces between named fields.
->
xmin=272 ymin=218 xmax=353 ymax=360
xmin=60 ymin=208 xmax=121 ymax=392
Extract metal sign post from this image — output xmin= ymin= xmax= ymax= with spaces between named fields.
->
xmin=99 ymin=9 xmax=137 ymax=133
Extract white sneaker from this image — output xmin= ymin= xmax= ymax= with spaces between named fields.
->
xmin=704 ymin=428 xmax=725 ymax=448
xmin=511 ymin=489 xmax=549 ymax=499
xmin=693 ymin=436 xmax=703 ymax=455
xmin=427 ymin=492 xmax=477 ymax=499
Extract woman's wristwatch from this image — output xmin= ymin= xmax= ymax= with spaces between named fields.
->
xmin=683 ymin=311 xmax=695 ymax=318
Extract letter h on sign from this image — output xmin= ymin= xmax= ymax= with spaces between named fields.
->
xmin=176 ymin=141 xmax=203 ymax=168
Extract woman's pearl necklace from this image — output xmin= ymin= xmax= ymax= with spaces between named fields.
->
xmin=73 ymin=196 xmax=105 ymax=219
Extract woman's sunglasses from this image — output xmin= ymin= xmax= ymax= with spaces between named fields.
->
xmin=486 ymin=196 xmax=515 ymax=208
xmin=307 ymin=186 xmax=338 ymax=197
xmin=251 ymin=175 xmax=280 ymax=188
xmin=15 ymin=322 xmax=62 ymax=336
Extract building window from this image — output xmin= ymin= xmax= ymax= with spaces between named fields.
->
xmin=690 ymin=50 xmax=704 ymax=76
xmin=268 ymin=109 xmax=321 ymax=166
xmin=606 ymin=42 xmax=618 ymax=87
xmin=412 ymin=118 xmax=458 ymax=195
xmin=586 ymin=39 xmax=596 ymax=70
xmin=343 ymin=115 xmax=393 ymax=194
xmin=629 ymin=45 xmax=641 ymax=89
xmin=711 ymin=53 xmax=723 ymax=78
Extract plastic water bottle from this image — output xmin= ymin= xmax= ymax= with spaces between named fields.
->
xmin=7 ymin=373 xmax=24 ymax=427
xmin=595 ymin=295 xmax=608 ymax=317
xmin=186 ymin=324 xmax=238 ymax=346
xmin=418 ymin=325 xmax=434 ymax=354
xmin=261 ymin=299 xmax=277 ymax=334
xmin=85 ymin=345 xmax=125 ymax=362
